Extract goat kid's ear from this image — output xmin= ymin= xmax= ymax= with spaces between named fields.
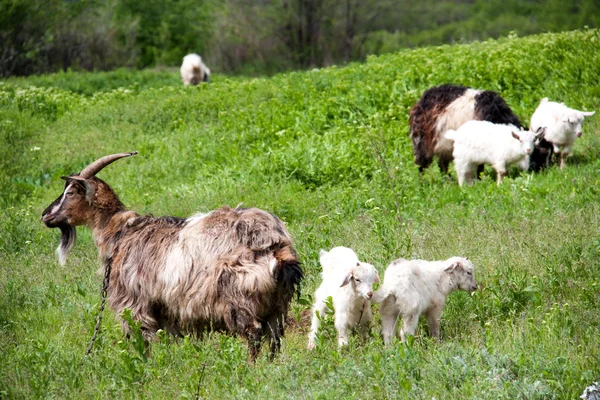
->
xmin=318 ymin=249 xmax=329 ymax=266
xmin=511 ymin=131 xmax=521 ymax=141
xmin=340 ymin=271 xmax=353 ymax=287
xmin=581 ymin=111 xmax=595 ymax=117
xmin=444 ymin=261 xmax=462 ymax=272
xmin=563 ymin=113 xmax=579 ymax=124
xmin=61 ymin=176 xmax=95 ymax=202
xmin=374 ymin=271 xmax=380 ymax=284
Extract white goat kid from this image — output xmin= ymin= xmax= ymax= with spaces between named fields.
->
xmin=445 ymin=120 xmax=539 ymax=186
xmin=530 ymin=98 xmax=595 ymax=169
xmin=373 ymin=257 xmax=477 ymax=344
xmin=307 ymin=247 xmax=379 ymax=349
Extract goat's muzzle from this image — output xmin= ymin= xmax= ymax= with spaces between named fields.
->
xmin=41 ymin=210 xmax=60 ymax=228
xmin=41 ymin=199 xmax=66 ymax=227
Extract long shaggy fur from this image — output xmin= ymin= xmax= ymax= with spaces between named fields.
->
xmin=42 ymin=173 xmax=302 ymax=360
xmin=410 ymin=84 xmax=467 ymax=171
xmin=409 ymin=84 xmax=531 ymax=173
xmin=473 ymin=90 xmax=522 ymax=126
xmin=103 ymin=206 xmax=302 ymax=358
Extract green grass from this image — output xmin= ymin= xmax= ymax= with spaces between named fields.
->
xmin=1 ymin=29 xmax=600 ymax=399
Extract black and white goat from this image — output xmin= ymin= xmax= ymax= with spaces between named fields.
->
xmin=409 ymin=84 xmax=552 ymax=173
xmin=41 ymin=152 xmax=303 ymax=360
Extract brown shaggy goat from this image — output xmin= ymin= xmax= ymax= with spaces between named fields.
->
xmin=41 ymin=152 xmax=303 ymax=360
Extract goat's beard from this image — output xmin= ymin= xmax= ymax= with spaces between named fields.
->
xmin=56 ymin=223 xmax=76 ymax=265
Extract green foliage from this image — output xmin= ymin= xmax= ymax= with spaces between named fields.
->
xmin=116 ymin=0 xmax=215 ymax=67
xmin=2 ymin=0 xmax=600 ymax=76
xmin=1 ymin=30 xmax=600 ymax=398
xmin=2 ymin=68 xmax=182 ymax=96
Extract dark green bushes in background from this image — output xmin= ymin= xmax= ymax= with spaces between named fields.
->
xmin=2 ymin=0 xmax=600 ymax=77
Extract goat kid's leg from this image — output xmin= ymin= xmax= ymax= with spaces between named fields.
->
xmin=400 ymin=313 xmax=419 ymax=343
xmin=426 ymin=306 xmax=443 ymax=340
xmin=455 ymin=164 xmax=466 ymax=187
xmin=307 ymin=302 xmax=326 ymax=350
xmin=335 ymin=315 xmax=350 ymax=347
xmin=559 ymin=148 xmax=571 ymax=169
xmin=454 ymin=161 xmax=473 ymax=187
xmin=358 ymin=302 xmax=373 ymax=341
xmin=495 ymin=166 xmax=507 ymax=186
xmin=466 ymin=163 xmax=479 ymax=186
xmin=380 ymin=298 xmax=400 ymax=345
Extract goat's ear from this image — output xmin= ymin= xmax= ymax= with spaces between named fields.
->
xmin=318 ymin=249 xmax=328 ymax=264
xmin=61 ymin=176 xmax=95 ymax=202
xmin=582 ymin=111 xmax=595 ymax=117
xmin=374 ymin=271 xmax=380 ymax=284
xmin=444 ymin=261 xmax=461 ymax=272
xmin=540 ymin=97 xmax=548 ymax=105
xmin=340 ymin=271 xmax=353 ymax=287
xmin=535 ymin=126 xmax=546 ymax=138
xmin=511 ymin=131 xmax=521 ymax=141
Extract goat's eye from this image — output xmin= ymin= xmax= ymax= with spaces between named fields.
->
xmin=467 ymin=271 xmax=472 ymax=275
xmin=66 ymin=192 xmax=74 ymax=197
xmin=355 ymin=279 xmax=361 ymax=283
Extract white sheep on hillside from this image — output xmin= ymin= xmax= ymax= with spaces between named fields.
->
xmin=445 ymin=120 xmax=540 ymax=186
xmin=530 ymin=98 xmax=595 ymax=169
xmin=180 ymin=53 xmax=211 ymax=86
xmin=372 ymin=257 xmax=477 ymax=344
xmin=307 ymin=247 xmax=379 ymax=350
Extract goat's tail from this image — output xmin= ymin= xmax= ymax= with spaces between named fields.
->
xmin=274 ymin=245 xmax=303 ymax=298
xmin=370 ymin=288 xmax=389 ymax=304
xmin=445 ymin=129 xmax=457 ymax=141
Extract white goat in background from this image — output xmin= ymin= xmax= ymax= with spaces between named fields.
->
xmin=307 ymin=247 xmax=379 ymax=349
xmin=180 ymin=53 xmax=210 ymax=85
xmin=530 ymin=98 xmax=595 ymax=169
xmin=445 ymin=121 xmax=539 ymax=186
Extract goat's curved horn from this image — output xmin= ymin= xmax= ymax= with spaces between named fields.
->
xmin=79 ymin=152 xmax=138 ymax=178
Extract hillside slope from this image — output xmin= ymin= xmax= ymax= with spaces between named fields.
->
xmin=1 ymin=30 xmax=599 ymax=398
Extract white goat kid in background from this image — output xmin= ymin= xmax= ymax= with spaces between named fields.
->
xmin=307 ymin=247 xmax=379 ymax=350
xmin=372 ymin=257 xmax=477 ymax=344
xmin=445 ymin=120 xmax=539 ymax=186
xmin=530 ymin=98 xmax=595 ymax=169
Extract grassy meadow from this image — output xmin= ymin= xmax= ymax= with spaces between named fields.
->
xmin=1 ymin=29 xmax=600 ymax=398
